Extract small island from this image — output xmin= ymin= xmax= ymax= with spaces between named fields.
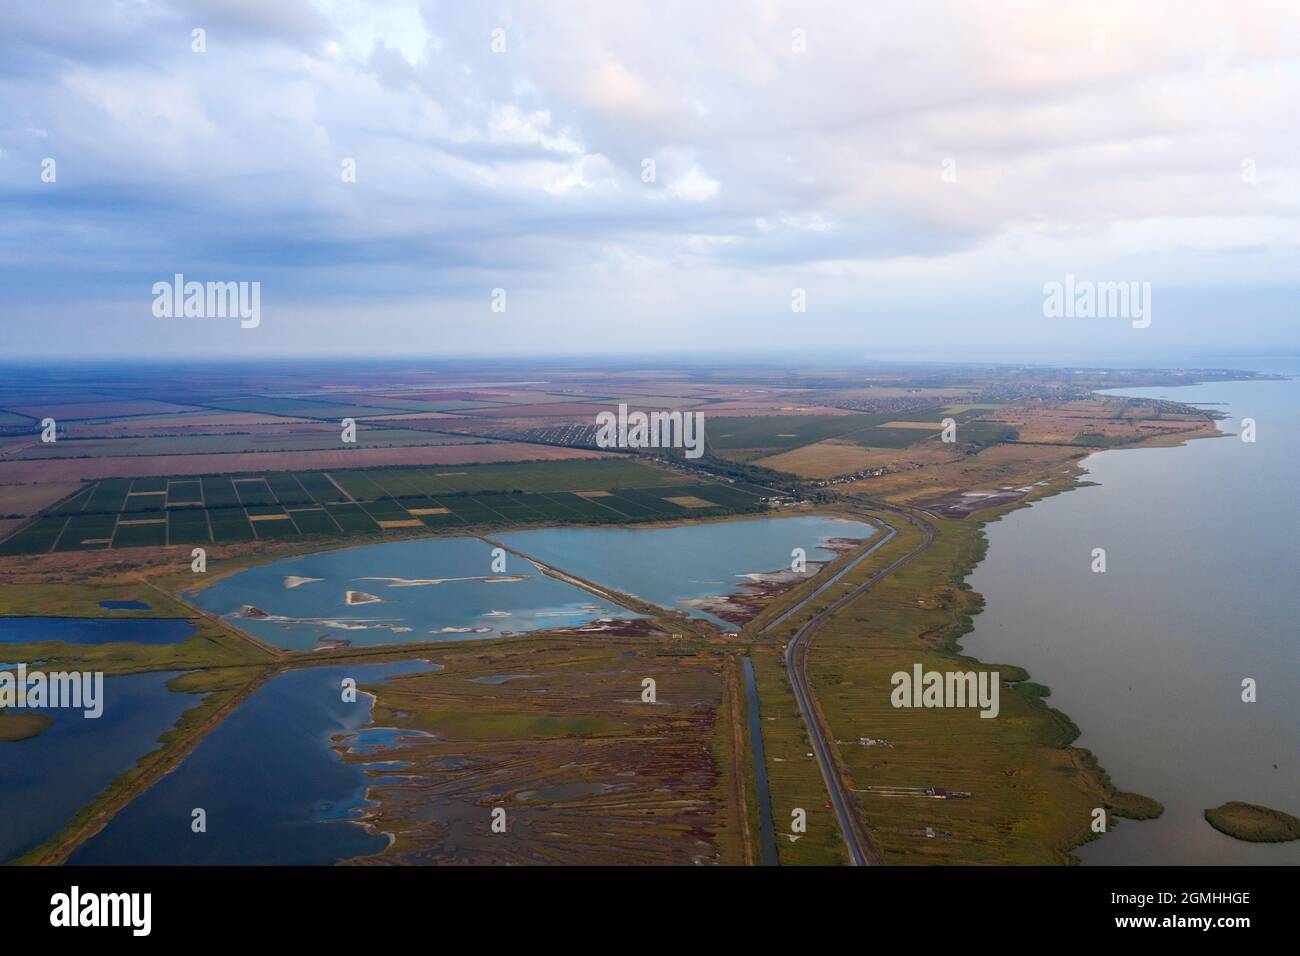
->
xmin=0 ymin=710 xmax=53 ymax=742
xmin=1204 ymin=802 xmax=1300 ymax=843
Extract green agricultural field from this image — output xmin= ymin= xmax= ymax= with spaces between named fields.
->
xmin=54 ymin=514 xmax=115 ymax=551
xmin=358 ymin=497 xmax=411 ymax=521
xmin=0 ymin=457 xmax=768 ymax=555
xmin=209 ymin=510 xmax=256 ymax=542
xmin=50 ymin=487 xmax=94 ymax=515
xmin=838 ymin=407 xmax=1013 ymax=450
xmin=124 ymin=492 xmax=166 ymax=513
xmin=323 ymin=502 xmax=380 ymax=532
xmin=86 ymin=479 xmax=130 ymax=513
xmin=265 ymin=474 xmax=312 ymax=506
xmin=166 ymin=479 xmax=202 ymax=505
xmin=842 ymin=426 xmax=942 ymax=449
xmin=285 ymin=508 xmax=341 ymax=535
xmin=0 ymin=516 xmax=67 ymax=555
xmin=250 ymin=514 xmax=299 ymax=539
xmin=166 ymin=508 xmax=211 ymax=545
xmin=295 ymin=471 xmax=346 ymax=503
xmin=335 ymin=457 xmax=684 ymax=496
xmin=956 ymin=422 xmax=1019 ymax=444
xmin=706 ymin=413 xmax=886 ymax=452
xmin=200 ymin=476 xmax=240 ymax=507
xmin=112 ymin=520 xmax=168 ymax=548
xmin=232 ymin=478 xmax=276 ymax=507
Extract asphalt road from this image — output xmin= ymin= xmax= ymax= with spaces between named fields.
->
xmin=766 ymin=509 xmax=936 ymax=866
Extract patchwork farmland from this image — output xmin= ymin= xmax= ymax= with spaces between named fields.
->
xmin=0 ymin=458 xmax=771 ymax=555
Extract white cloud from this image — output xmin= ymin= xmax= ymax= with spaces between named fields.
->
xmin=2 ymin=0 xmax=1299 ymax=356
xmin=666 ymin=165 xmax=720 ymax=201
xmin=487 ymin=105 xmax=583 ymax=154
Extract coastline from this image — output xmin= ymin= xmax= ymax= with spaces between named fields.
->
xmin=944 ymin=412 xmax=1228 ymax=861
xmin=0 ymin=403 xmax=1240 ymax=866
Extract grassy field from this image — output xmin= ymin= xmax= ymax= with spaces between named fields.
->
xmin=707 ymin=413 xmax=889 ymax=453
xmin=712 ymin=404 xmax=1015 ymax=468
xmin=0 ymin=575 xmax=273 ymax=678
xmin=747 ymin=643 xmax=847 ymax=864
xmin=331 ymin=637 xmax=747 ymax=865
xmin=0 ymin=621 xmax=270 ymax=678
xmin=0 ymin=579 xmax=194 ymax=617
xmin=753 ymin=505 xmax=1159 ymax=864
xmin=753 ymin=440 xmax=884 ymax=478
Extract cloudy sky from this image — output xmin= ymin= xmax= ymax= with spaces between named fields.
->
xmin=2 ymin=0 xmax=1298 ymax=362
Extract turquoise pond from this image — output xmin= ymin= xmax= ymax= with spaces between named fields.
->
xmin=193 ymin=515 xmax=876 ymax=647
xmin=498 ymin=514 xmax=875 ymax=627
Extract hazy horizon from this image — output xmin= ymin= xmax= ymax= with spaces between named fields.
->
xmin=0 ymin=350 xmax=1294 ymax=370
